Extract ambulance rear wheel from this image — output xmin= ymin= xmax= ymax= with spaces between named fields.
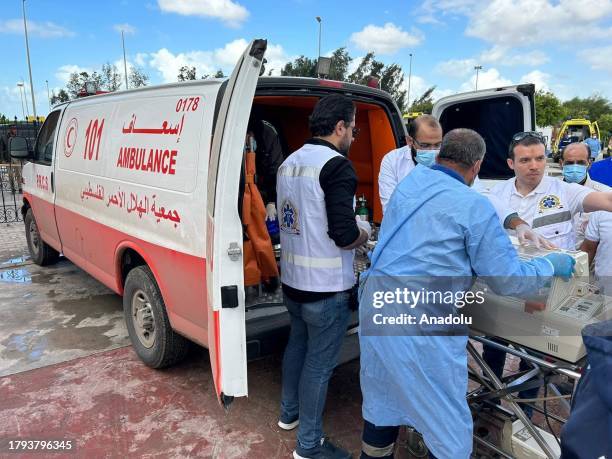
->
xmin=123 ymin=265 xmax=190 ymax=368
xmin=25 ymin=208 xmax=59 ymax=266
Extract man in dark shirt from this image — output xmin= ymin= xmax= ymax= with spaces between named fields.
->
xmin=276 ymin=94 xmax=369 ymax=459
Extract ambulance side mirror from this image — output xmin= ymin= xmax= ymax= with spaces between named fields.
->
xmin=8 ymin=136 xmax=32 ymax=160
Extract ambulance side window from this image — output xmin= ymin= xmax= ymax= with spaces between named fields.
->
xmin=33 ymin=110 xmax=61 ymax=166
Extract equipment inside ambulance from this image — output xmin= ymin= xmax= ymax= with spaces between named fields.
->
xmin=10 ymin=39 xmax=406 ymax=406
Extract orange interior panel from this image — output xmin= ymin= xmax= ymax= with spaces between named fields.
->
xmin=252 ymin=96 xmax=398 ymax=224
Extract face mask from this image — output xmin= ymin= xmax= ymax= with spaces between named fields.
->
xmin=563 ymin=164 xmax=587 ymax=183
xmin=415 ymin=149 xmax=439 ymax=167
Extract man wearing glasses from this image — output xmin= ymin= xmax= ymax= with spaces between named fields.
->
xmin=490 ymin=132 xmax=612 ymax=250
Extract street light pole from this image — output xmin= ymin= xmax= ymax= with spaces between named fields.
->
xmin=22 ymin=0 xmax=37 ymax=119
xmin=121 ymin=30 xmax=129 ymax=90
xmin=474 ymin=65 xmax=482 ymax=91
xmin=17 ymin=82 xmax=26 ymax=120
xmin=407 ymin=53 xmax=413 ymax=111
xmin=45 ymin=79 xmax=51 ymax=110
xmin=315 ymin=16 xmax=322 ymax=58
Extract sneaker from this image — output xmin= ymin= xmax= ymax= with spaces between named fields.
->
xmin=293 ymin=438 xmax=352 ymax=459
xmin=278 ymin=413 xmax=299 ymax=431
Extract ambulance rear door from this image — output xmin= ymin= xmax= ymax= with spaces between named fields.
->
xmin=432 ymin=84 xmax=535 ymax=180
xmin=206 ymin=39 xmax=267 ymax=406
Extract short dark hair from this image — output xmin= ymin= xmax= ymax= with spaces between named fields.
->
xmin=309 ymin=94 xmax=355 ymax=137
xmin=438 ymin=128 xmax=486 ymax=168
xmin=508 ymin=133 xmax=545 ymax=160
xmin=408 ymin=114 xmax=441 ymax=139
xmin=562 ymin=142 xmax=590 ymax=161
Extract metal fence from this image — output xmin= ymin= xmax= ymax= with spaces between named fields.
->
xmin=0 ymin=163 xmax=23 ymax=223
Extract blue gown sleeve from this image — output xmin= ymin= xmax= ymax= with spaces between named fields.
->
xmin=464 ymin=195 xmax=554 ymax=297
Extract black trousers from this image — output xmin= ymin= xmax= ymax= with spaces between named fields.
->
xmin=360 ymin=420 xmax=438 ymax=459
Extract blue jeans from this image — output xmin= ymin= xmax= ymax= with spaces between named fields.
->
xmin=280 ymin=291 xmax=352 ymax=449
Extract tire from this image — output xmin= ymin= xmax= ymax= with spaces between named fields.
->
xmin=24 ymin=208 xmax=59 ymax=266
xmin=123 ymin=265 xmax=190 ymax=368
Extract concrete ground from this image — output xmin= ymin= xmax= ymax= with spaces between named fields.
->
xmin=0 ymin=221 xmax=570 ymax=458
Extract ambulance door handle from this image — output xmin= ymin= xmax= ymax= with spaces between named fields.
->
xmin=227 ymin=242 xmax=242 ymax=261
xmin=50 ymin=172 xmax=54 ymax=193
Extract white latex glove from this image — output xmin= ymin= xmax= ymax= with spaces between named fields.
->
xmin=515 ymin=223 xmax=556 ymax=250
xmin=356 ymin=218 xmax=372 ymax=240
xmin=356 ymin=244 xmax=370 ymax=257
xmin=266 ymin=202 xmax=277 ymax=221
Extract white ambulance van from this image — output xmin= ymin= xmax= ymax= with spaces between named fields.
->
xmin=9 ymin=39 xmax=408 ymax=405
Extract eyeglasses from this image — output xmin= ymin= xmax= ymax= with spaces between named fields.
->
xmin=511 ymin=131 xmax=545 ymax=145
xmin=413 ymin=139 xmax=442 ymax=149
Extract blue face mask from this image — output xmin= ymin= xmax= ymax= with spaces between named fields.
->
xmin=563 ymin=164 xmax=587 ymax=183
xmin=415 ymin=149 xmax=439 ymax=167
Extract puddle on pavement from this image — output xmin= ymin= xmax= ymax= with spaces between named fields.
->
xmin=0 ymin=268 xmax=32 ymax=283
xmin=1 ymin=255 xmax=30 ymax=266
xmin=2 ymin=331 xmax=48 ymax=362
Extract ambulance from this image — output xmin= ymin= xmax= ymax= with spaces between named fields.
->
xmin=9 ymin=39 xmax=407 ymax=406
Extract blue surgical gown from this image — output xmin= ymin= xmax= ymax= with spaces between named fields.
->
xmin=359 ymin=165 xmax=554 ymax=459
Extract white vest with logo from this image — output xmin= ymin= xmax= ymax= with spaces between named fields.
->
xmin=277 ymin=143 xmax=355 ymax=292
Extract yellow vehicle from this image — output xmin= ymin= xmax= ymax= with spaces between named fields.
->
xmin=552 ymin=118 xmax=600 ymax=161
xmin=402 ymin=111 xmax=424 ymax=122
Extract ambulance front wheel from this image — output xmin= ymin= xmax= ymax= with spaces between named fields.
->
xmin=123 ymin=265 xmax=190 ymax=368
xmin=24 ymin=208 xmax=59 ymax=266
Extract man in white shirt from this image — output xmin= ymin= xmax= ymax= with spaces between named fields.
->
xmin=560 ymin=142 xmax=611 ymax=248
xmin=580 ymin=212 xmax=612 ymax=295
xmin=378 ymin=115 xmax=441 ymax=213
xmin=490 ymin=132 xmax=612 ymax=250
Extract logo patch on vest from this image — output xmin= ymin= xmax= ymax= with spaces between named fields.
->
xmin=280 ymin=199 xmax=300 ymax=235
xmin=538 ymin=194 xmax=563 ymax=213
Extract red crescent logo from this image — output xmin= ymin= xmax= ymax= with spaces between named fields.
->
xmin=64 ymin=118 xmax=78 ymax=157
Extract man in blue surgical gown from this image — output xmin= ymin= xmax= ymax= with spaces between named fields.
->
xmin=358 ymin=129 xmax=575 ymax=459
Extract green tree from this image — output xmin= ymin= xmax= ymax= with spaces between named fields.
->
xmin=598 ymin=113 xmax=612 ymax=138
xmin=0 ymin=113 xmax=9 ymax=124
xmin=66 ymin=71 xmax=103 ymax=98
xmin=281 ymin=55 xmax=317 ymax=77
xmin=129 ymin=67 xmax=149 ymax=88
xmin=561 ymin=94 xmax=611 ymax=121
xmin=409 ymin=86 xmax=436 ymax=114
xmin=535 ymin=90 xmax=564 ymax=127
xmin=177 ymin=66 xmax=196 ymax=81
xmin=214 ymin=69 xmax=225 ymax=78
xmin=50 ymin=89 xmax=70 ymax=105
xmin=379 ymin=63 xmax=406 ymax=112
xmin=328 ymin=47 xmax=351 ymax=81
xmin=101 ymin=62 xmax=122 ymax=91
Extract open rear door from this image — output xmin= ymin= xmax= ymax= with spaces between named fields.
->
xmin=206 ymin=39 xmax=267 ymax=407
xmin=432 ymin=84 xmax=535 ymax=180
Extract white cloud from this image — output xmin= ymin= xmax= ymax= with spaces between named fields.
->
xmin=460 ymin=68 xmax=512 ymax=92
xmin=435 ymin=58 xmax=477 ymax=78
xmin=350 ymin=23 xmax=423 ymax=55
xmin=147 ymin=39 xmax=292 ymax=82
xmin=157 ymin=0 xmax=249 ymax=27
xmin=114 ymin=23 xmax=136 ymax=35
xmin=0 ymin=19 xmax=75 ymax=38
xmin=479 ymin=46 xmax=549 ymax=67
xmin=55 ymin=65 xmax=93 ymax=84
xmin=520 ymin=70 xmax=551 ymax=92
xmin=580 ymin=45 xmax=612 ymax=74
xmin=466 ymin=0 xmax=612 ymax=47
xmin=134 ymin=53 xmax=148 ymax=68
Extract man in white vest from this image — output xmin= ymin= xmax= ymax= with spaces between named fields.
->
xmin=277 ymin=94 xmax=369 ymax=459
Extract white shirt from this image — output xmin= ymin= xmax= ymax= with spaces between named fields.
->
xmin=378 ymin=146 xmax=514 ymax=224
xmin=585 ymin=211 xmax=612 ymax=293
xmin=572 ymin=174 xmax=611 ymax=248
xmin=378 ymin=146 xmax=415 ymax=213
xmin=491 ymin=175 xmax=594 ymax=249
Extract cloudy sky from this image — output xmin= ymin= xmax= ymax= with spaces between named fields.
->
xmin=1 ymin=0 xmax=612 ymax=119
